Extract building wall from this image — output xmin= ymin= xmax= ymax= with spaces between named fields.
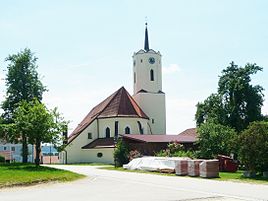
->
xmin=133 ymin=92 xmax=166 ymax=134
xmin=133 ymin=50 xmax=162 ymax=94
xmin=42 ymin=156 xmax=60 ymax=164
xmin=64 ymin=120 xmax=98 ymax=163
xmin=0 ymin=143 xmax=35 ymax=162
xmin=63 ymin=117 xmax=149 ymax=164
xmin=132 ymin=49 xmax=166 ymax=134
xmin=98 ymin=117 xmax=149 ymax=136
xmin=60 ymin=148 xmax=114 ymax=164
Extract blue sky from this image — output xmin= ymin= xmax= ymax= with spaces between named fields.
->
xmin=0 ymin=0 xmax=268 ymax=134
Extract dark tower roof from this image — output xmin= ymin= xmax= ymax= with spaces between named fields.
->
xmin=144 ymin=23 xmax=149 ymax=52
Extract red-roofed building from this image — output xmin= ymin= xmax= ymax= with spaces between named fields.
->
xmin=121 ymin=129 xmax=197 ymax=155
xmin=60 ymin=24 xmax=195 ymax=164
xmin=60 ymin=87 xmax=152 ymax=164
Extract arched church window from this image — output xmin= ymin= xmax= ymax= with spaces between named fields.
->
xmin=125 ymin=126 xmax=130 ymax=134
xmin=137 ymin=121 xmax=144 ymax=134
xmin=105 ymin=127 xmax=110 ymax=138
xmin=150 ymin=69 xmax=154 ymax=81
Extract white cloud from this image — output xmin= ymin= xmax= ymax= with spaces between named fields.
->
xmin=166 ymin=98 xmax=197 ymax=134
xmin=262 ymin=102 xmax=268 ymax=116
xmin=162 ymin=64 xmax=181 ymax=74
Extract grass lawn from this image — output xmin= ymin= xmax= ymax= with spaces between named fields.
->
xmin=56 ymin=162 xmax=113 ymax=166
xmin=217 ymin=171 xmax=268 ymax=184
xmin=0 ymin=163 xmax=85 ymax=188
xmin=100 ymin=166 xmax=268 ymax=184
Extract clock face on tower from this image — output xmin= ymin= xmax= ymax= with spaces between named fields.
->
xmin=148 ymin=57 xmax=155 ymax=64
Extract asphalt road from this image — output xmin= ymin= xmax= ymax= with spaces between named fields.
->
xmin=0 ymin=165 xmax=267 ymax=201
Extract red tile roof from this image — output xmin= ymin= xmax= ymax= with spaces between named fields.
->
xmin=68 ymin=87 xmax=148 ymax=144
xmin=81 ymin=138 xmax=115 ymax=149
xmin=178 ymin=128 xmax=197 ymax=139
xmin=122 ymin=132 xmax=197 ymax=143
xmin=81 ymin=128 xmax=197 ymax=149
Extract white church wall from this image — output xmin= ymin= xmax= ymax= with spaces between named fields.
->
xmin=62 ymin=117 xmax=150 ymax=164
xmin=98 ymin=117 xmax=149 ymax=136
xmin=133 ymin=92 xmax=166 ymax=134
xmin=65 ymin=120 xmax=98 ymax=163
xmin=60 ymin=148 xmax=114 ymax=164
xmin=133 ymin=50 xmax=162 ymax=94
xmin=81 ymin=148 xmax=114 ymax=164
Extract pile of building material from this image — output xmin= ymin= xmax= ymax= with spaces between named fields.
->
xmin=123 ymin=157 xmax=220 ymax=178
xmin=199 ymin=159 xmax=219 ymax=178
xmin=123 ymin=156 xmax=190 ymax=172
xmin=175 ymin=160 xmax=188 ymax=175
xmin=188 ymin=159 xmax=204 ymax=176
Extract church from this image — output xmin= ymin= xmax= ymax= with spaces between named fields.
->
xmin=60 ymin=24 xmax=196 ymax=164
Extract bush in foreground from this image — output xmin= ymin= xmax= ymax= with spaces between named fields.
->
xmin=155 ymin=142 xmax=196 ymax=158
xmin=114 ymin=139 xmax=129 ymax=167
xmin=238 ymin=121 xmax=268 ymax=173
xmin=197 ymin=121 xmax=236 ymax=159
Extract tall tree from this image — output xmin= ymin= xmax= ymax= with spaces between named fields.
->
xmin=14 ymin=99 xmax=67 ymax=166
xmin=196 ymin=62 xmax=264 ymax=132
xmin=195 ymin=93 xmax=226 ymax=127
xmin=1 ymin=48 xmax=46 ymax=162
xmin=218 ymin=62 xmax=264 ymax=131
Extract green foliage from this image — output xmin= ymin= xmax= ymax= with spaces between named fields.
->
xmin=238 ymin=121 xmax=268 ymax=172
xmin=0 ymin=155 xmax=5 ymax=163
xmin=195 ymin=93 xmax=226 ymax=127
xmin=155 ymin=142 xmax=196 ymax=158
xmin=1 ymin=48 xmax=46 ymax=163
xmin=0 ymin=123 xmax=17 ymax=142
xmin=114 ymin=139 xmax=129 ymax=167
xmin=2 ymin=48 xmax=46 ymax=121
xmin=13 ymin=99 xmax=67 ymax=166
xmin=195 ymin=62 xmax=264 ymax=132
xmin=197 ymin=121 xmax=236 ymax=159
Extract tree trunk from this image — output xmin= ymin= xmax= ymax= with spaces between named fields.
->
xmin=35 ymin=140 xmax=41 ymax=166
xmin=22 ymin=134 xmax=28 ymax=163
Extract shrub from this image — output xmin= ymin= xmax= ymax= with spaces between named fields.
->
xmin=238 ymin=121 xmax=268 ymax=173
xmin=172 ymin=150 xmax=196 ymax=158
xmin=114 ymin=139 xmax=129 ymax=167
xmin=155 ymin=149 xmax=169 ymax=157
xmin=197 ymin=121 xmax=236 ymax=159
xmin=0 ymin=155 xmax=5 ymax=163
xmin=155 ymin=142 xmax=196 ymax=158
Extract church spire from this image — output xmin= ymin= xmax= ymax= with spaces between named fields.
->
xmin=144 ymin=22 xmax=149 ymax=52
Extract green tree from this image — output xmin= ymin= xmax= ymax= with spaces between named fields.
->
xmin=0 ymin=123 xmax=17 ymax=143
xmin=195 ymin=93 xmax=226 ymax=127
xmin=238 ymin=121 xmax=268 ymax=173
xmin=1 ymin=48 xmax=46 ymax=162
xmin=114 ymin=139 xmax=129 ymax=167
xmin=14 ymin=99 xmax=67 ymax=166
xmin=196 ymin=62 xmax=264 ymax=132
xmin=197 ymin=120 xmax=236 ymax=159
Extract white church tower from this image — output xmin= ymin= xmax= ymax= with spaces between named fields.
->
xmin=133 ymin=23 xmax=166 ymax=134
